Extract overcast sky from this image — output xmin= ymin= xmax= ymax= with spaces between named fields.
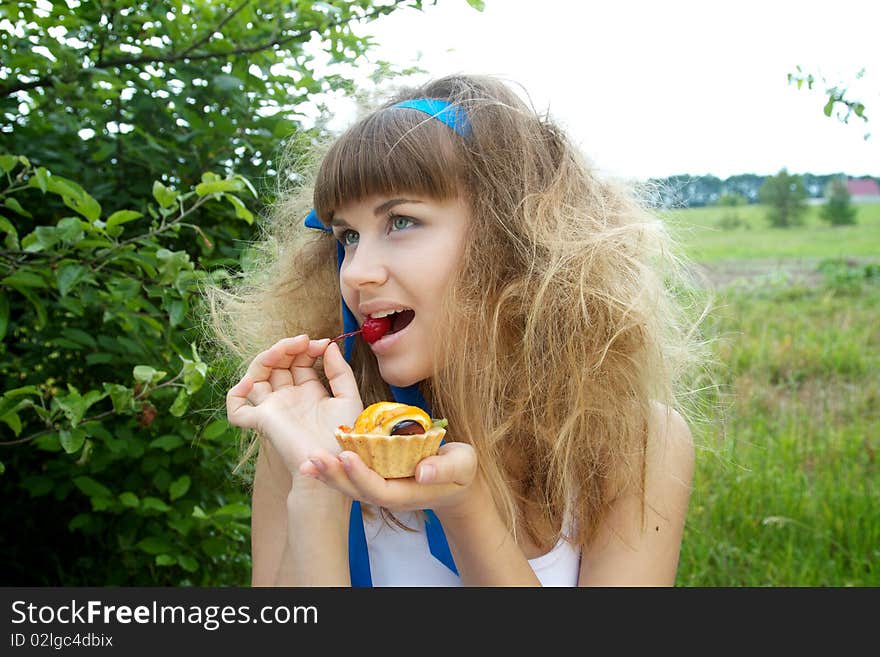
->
xmin=311 ymin=0 xmax=878 ymax=181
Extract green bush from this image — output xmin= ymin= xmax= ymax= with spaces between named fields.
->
xmin=0 ymin=155 xmax=255 ymax=585
xmin=821 ymin=178 xmax=858 ymax=226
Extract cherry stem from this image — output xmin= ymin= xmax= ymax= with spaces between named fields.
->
xmin=330 ymin=329 xmax=362 ymax=343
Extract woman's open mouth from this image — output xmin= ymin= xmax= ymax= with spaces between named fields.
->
xmin=369 ymin=309 xmax=415 ymax=355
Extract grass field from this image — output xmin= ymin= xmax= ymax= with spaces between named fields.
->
xmin=665 ymin=202 xmax=879 ymax=586
xmin=662 ymin=202 xmax=880 ymax=262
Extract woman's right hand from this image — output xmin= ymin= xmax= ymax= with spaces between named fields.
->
xmin=225 ymin=335 xmax=364 ymax=475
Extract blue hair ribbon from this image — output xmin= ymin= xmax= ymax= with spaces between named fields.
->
xmin=303 ymin=98 xmax=467 ymax=585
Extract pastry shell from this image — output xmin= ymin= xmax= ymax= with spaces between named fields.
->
xmin=334 ymin=426 xmax=446 ymax=479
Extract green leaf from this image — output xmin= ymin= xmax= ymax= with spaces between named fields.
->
xmin=74 ymin=194 xmax=102 ymax=222
xmin=3 ymin=385 xmax=40 ymax=398
xmin=214 ymin=502 xmax=250 ymax=519
xmin=56 ymin=216 xmax=85 ymax=244
xmin=16 ymin=287 xmax=48 ymax=328
xmin=105 ymin=210 xmax=142 ymax=237
xmin=465 ymin=0 xmax=486 ymax=10
xmin=33 ymin=167 xmax=49 ymax=193
xmin=22 ymin=226 xmax=58 ymax=252
xmin=169 ymin=388 xmax=189 ymax=417
xmin=224 ymin=193 xmax=254 ymax=224
xmin=0 ymin=215 xmax=17 ymax=238
xmin=2 ymin=270 xmax=48 ymax=288
xmin=64 ymin=328 xmax=97 ymax=349
xmin=136 ymin=536 xmax=175 ymax=555
xmin=178 ymin=555 xmax=199 ymax=573
xmin=53 ymin=387 xmax=87 ymax=427
xmin=200 ymin=537 xmax=226 ymax=558
xmin=59 ymin=427 xmax=87 ymax=454
xmin=3 ymin=197 xmax=32 ymax=218
xmin=152 ymin=181 xmax=178 ymax=209
xmin=73 ymin=475 xmax=113 ymax=499
xmin=103 ymin=383 xmax=134 ymax=413
xmin=1 ymin=412 xmax=21 ymax=436
xmin=56 ymin=263 xmax=88 ymax=296
xmin=202 ymin=419 xmax=228 ymax=440
xmin=195 ymin=179 xmax=244 ymax=196
xmin=182 ymin=359 xmax=207 ymax=394
xmin=823 ymin=96 xmax=835 ymax=117
xmin=155 ymin=554 xmax=177 ymax=566
xmin=168 ymin=299 xmax=186 ymax=327
xmin=119 ymin=492 xmax=140 ymax=508
xmin=169 ymin=475 xmax=191 ymax=500
xmin=133 ymin=365 xmax=167 ymax=384
xmin=142 ymin=496 xmax=172 ymax=513
xmin=150 ymin=434 xmax=184 ymax=451
xmin=0 ymin=154 xmax=18 ymax=173
xmin=192 ymin=505 xmax=209 ymax=520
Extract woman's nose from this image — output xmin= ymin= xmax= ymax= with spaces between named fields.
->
xmin=339 ymin=239 xmax=389 ymax=289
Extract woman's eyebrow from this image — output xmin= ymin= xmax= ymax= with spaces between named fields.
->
xmin=374 ymin=198 xmax=422 ymax=215
xmin=331 ymin=198 xmax=423 ymax=227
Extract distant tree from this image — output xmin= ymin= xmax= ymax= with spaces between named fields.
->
xmin=716 ymin=192 xmax=746 ymax=207
xmin=758 ymin=168 xmax=808 ymax=227
xmin=821 ymin=178 xmax=857 ymax=226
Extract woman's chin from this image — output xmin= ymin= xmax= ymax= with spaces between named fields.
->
xmin=377 ymin=361 xmax=423 ymax=389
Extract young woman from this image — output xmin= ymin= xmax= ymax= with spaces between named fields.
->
xmin=210 ymin=74 xmax=709 ymax=586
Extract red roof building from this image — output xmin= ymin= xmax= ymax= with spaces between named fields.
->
xmin=846 ymin=178 xmax=880 ymax=196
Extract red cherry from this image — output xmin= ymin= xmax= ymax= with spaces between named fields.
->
xmin=361 ymin=316 xmax=391 ymax=344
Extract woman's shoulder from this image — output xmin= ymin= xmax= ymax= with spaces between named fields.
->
xmin=644 ymin=401 xmax=695 ymax=495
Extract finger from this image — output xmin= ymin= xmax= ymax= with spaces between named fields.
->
xmin=322 ymin=341 xmax=361 ymax=400
xmin=265 ymin=335 xmax=313 ymax=388
xmin=336 ymin=451 xmax=403 ymax=506
xmin=245 ymin=334 xmax=309 ymax=384
xmin=415 ymin=442 xmax=477 ymax=486
xmin=226 ymin=377 xmax=258 ymax=428
xmin=301 ymin=449 xmax=362 ymax=499
xmin=291 ymin=338 xmax=330 ymax=386
xmin=248 ymin=380 xmax=273 ymax=405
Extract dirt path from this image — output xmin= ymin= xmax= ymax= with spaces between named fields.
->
xmin=692 ymin=257 xmax=878 ymax=289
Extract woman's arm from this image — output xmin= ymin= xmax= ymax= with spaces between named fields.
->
xmin=434 ymin=479 xmax=542 ymax=586
xmin=578 ymin=403 xmax=695 ymax=586
xmin=251 ymin=435 xmax=352 ymax=586
xmin=250 ymin=436 xmax=292 ymax=586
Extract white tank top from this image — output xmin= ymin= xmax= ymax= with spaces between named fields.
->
xmin=362 ymin=508 xmax=582 ymax=586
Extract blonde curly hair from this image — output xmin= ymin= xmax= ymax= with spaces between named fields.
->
xmin=204 ymin=74 xmax=714 ymax=552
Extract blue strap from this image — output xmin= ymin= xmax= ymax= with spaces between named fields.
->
xmin=393 ymin=98 xmax=472 ymax=138
xmin=301 ymin=99 xmax=468 ymax=583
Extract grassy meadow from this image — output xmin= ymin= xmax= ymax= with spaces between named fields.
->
xmin=663 ymin=202 xmax=879 ymax=586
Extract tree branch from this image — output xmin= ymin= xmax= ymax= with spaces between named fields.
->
xmin=1 ymin=3 xmax=398 ymax=97
xmin=180 ymin=0 xmax=253 ymax=58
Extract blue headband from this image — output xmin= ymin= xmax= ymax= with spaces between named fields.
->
xmin=304 ymin=98 xmax=467 ymax=586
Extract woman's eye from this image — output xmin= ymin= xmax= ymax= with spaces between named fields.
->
xmin=339 ymin=229 xmax=358 ymax=246
xmin=390 ymin=215 xmax=414 ymax=231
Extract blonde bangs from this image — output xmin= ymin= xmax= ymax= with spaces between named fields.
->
xmin=313 ymin=108 xmax=467 ymax=222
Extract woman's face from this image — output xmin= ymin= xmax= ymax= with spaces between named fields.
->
xmin=332 ymin=194 xmax=470 ymax=387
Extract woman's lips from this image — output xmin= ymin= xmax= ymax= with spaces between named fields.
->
xmin=368 ymin=316 xmax=414 ymax=356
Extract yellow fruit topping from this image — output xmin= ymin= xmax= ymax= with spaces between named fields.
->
xmin=352 ymin=402 xmax=432 ymax=435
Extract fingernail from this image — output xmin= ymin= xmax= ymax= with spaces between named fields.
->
xmin=310 ymin=458 xmax=326 ymax=473
xmin=418 ymin=464 xmax=435 ymax=484
xmin=338 ymin=453 xmax=351 ymax=471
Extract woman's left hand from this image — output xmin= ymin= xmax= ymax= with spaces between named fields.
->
xmin=299 ymin=442 xmax=478 ymax=514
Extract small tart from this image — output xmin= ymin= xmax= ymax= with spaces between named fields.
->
xmin=334 ymin=425 xmax=446 ymax=479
